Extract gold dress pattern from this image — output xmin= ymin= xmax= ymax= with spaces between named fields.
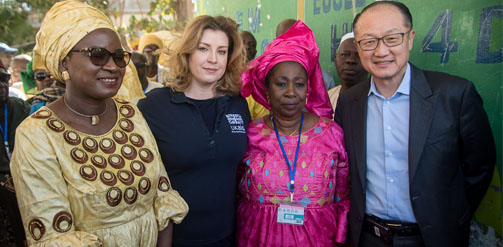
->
xmin=10 ymin=100 xmax=188 ymax=246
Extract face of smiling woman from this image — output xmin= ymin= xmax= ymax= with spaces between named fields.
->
xmin=63 ymin=28 xmax=126 ymax=101
xmin=188 ymin=29 xmax=229 ymax=89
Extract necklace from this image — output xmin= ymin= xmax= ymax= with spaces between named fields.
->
xmin=271 ymin=116 xmax=302 ymax=136
xmin=63 ymin=96 xmax=108 ymax=126
xmin=272 ymin=113 xmax=303 ymax=202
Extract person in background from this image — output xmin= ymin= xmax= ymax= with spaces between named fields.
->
xmin=132 ymin=51 xmax=164 ymax=93
xmin=238 ymin=20 xmax=348 ymax=246
xmin=335 ymin=2 xmax=495 ymax=246
xmin=21 ymin=58 xmax=58 ymax=95
xmin=0 ymin=59 xmax=30 ymax=247
xmin=139 ymin=33 xmax=169 ymax=84
xmin=0 ymin=42 xmax=17 ymax=71
xmin=130 ymin=51 xmax=164 ymax=104
xmin=21 ymin=58 xmax=66 ymax=114
xmin=10 ymin=1 xmax=188 ymax=246
xmin=33 ymin=69 xmax=57 ymax=91
xmin=27 ymin=71 xmax=66 ymax=114
xmin=138 ymin=15 xmax=250 ymax=247
xmin=7 ymin=55 xmax=29 ymax=100
xmin=328 ymin=32 xmax=368 ymax=113
xmin=240 ymin=31 xmax=268 ymax=120
xmin=275 ymin=19 xmax=297 ymax=38
xmin=277 ymin=19 xmax=335 ymax=90
xmin=20 ymin=59 xmax=38 ymax=97
xmin=240 ymin=31 xmax=257 ymax=63
xmin=9 ymin=55 xmax=30 ymax=86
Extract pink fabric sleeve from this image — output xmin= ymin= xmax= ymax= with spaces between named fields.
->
xmin=334 ymin=131 xmax=350 ymax=244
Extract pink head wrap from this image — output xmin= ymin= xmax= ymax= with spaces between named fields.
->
xmin=240 ymin=21 xmax=333 ymax=119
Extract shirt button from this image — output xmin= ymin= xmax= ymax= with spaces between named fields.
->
xmin=391 ymin=205 xmax=395 ymax=209
xmin=210 ymin=140 xmax=215 ymax=145
xmin=388 ymin=152 xmax=392 ymax=156
xmin=387 ymin=126 xmax=391 ymax=130
xmin=389 ymin=178 xmax=394 ymax=183
xmin=386 ymin=101 xmax=390 ymax=104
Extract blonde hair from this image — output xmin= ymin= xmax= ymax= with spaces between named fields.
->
xmin=166 ymin=15 xmax=246 ymax=96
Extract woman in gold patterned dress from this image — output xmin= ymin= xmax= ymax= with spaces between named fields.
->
xmin=9 ymin=1 xmax=188 ymax=246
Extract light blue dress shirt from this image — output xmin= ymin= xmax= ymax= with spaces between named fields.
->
xmin=365 ymin=63 xmax=417 ymax=223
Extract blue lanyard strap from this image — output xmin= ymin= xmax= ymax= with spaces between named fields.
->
xmin=0 ymin=104 xmax=7 ymax=142
xmin=143 ymin=81 xmax=148 ymax=93
xmin=0 ymin=104 xmax=9 ymax=160
xmin=272 ymin=113 xmax=304 ymax=198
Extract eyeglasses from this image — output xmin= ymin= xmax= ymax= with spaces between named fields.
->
xmin=70 ymin=47 xmax=131 ymax=68
xmin=356 ymin=30 xmax=412 ymax=51
xmin=35 ymin=72 xmax=51 ymax=81
xmin=0 ymin=73 xmax=10 ymax=83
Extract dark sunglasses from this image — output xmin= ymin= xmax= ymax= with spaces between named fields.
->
xmin=70 ymin=47 xmax=131 ymax=68
xmin=35 ymin=72 xmax=51 ymax=81
xmin=0 ymin=73 xmax=10 ymax=83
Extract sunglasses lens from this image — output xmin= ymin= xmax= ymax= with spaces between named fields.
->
xmin=35 ymin=73 xmax=49 ymax=81
xmin=112 ymin=51 xmax=130 ymax=68
xmin=88 ymin=48 xmax=129 ymax=68
xmin=89 ymin=49 xmax=110 ymax=66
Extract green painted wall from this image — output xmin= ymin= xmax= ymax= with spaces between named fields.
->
xmin=196 ymin=0 xmax=297 ymax=55
xmin=304 ymin=0 xmax=502 ymax=242
xmin=197 ymin=0 xmax=502 ymax=242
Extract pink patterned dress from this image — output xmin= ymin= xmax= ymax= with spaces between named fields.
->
xmin=237 ymin=117 xmax=350 ymax=247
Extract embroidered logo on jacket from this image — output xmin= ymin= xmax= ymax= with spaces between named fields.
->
xmin=225 ymin=114 xmax=246 ymax=133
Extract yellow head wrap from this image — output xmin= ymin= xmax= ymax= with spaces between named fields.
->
xmin=138 ymin=33 xmax=164 ymax=52
xmin=153 ymin=30 xmax=180 ymax=67
xmin=32 ymin=0 xmax=144 ymax=101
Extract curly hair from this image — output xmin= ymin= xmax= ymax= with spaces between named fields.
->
xmin=166 ymin=15 xmax=246 ymax=96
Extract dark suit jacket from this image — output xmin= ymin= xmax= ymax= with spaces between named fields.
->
xmin=0 ymin=97 xmax=31 ymax=174
xmin=334 ymin=64 xmax=495 ymax=247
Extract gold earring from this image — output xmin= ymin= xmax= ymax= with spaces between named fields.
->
xmin=62 ymin=71 xmax=70 ymax=81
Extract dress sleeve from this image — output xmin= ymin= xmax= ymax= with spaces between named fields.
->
xmin=334 ymin=139 xmax=350 ymax=244
xmin=9 ymin=122 xmax=101 ymax=247
xmin=153 ymin=162 xmax=189 ymax=231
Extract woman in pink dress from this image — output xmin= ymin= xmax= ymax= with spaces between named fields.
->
xmin=237 ymin=21 xmax=350 ymax=247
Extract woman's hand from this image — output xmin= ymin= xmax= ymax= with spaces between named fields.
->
xmin=157 ymin=221 xmax=173 ymax=247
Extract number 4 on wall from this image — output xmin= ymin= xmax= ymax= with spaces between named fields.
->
xmin=421 ymin=10 xmax=458 ymax=63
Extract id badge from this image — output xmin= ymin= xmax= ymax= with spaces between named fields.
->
xmin=277 ymin=203 xmax=305 ymax=225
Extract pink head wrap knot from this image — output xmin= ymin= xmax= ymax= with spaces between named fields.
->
xmin=240 ymin=20 xmax=333 ymax=119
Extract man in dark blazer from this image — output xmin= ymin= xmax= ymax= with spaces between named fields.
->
xmin=334 ymin=2 xmax=496 ymax=247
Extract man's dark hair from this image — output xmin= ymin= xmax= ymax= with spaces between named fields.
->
xmin=276 ymin=19 xmax=297 ymax=37
xmin=240 ymin=31 xmax=255 ymax=41
xmin=353 ymin=1 xmax=413 ymax=31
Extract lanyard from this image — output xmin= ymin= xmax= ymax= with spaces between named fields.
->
xmin=143 ymin=81 xmax=148 ymax=93
xmin=0 ymin=104 xmax=9 ymax=160
xmin=272 ymin=113 xmax=303 ymax=202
